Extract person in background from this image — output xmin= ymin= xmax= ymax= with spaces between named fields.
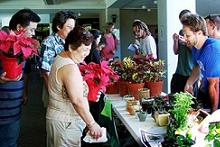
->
xmin=183 ymin=14 xmax=220 ymax=113
xmin=84 ymin=29 xmax=104 ymax=64
xmin=170 ymin=9 xmax=198 ymax=95
xmin=101 ymin=22 xmax=117 ymax=61
xmin=84 ymin=29 xmax=106 ymax=122
xmin=40 ymin=10 xmax=76 ymax=107
xmin=205 ymin=14 xmax=220 ymax=39
xmin=0 ymin=9 xmax=40 ymax=147
xmin=132 ymin=19 xmax=157 ymax=59
xmin=46 ymin=26 xmax=102 ymax=147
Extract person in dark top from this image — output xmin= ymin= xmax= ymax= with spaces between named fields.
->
xmin=0 ymin=9 xmax=40 ymax=147
xmin=84 ymin=29 xmax=106 ymax=64
xmin=171 ymin=9 xmax=198 ymax=95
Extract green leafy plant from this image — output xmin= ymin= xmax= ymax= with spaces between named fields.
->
xmin=120 ymin=57 xmax=145 ymax=83
xmin=133 ymin=55 xmax=166 ymax=82
xmin=163 ymin=92 xmax=195 ymax=147
xmin=205 ymin=121 xmax=220 ymax=147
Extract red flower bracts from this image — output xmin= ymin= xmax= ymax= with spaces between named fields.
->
xmin=80 ymin=61 xmax=119 ymax=102
xmin=0 ymin=30 xmax=39 ymax=63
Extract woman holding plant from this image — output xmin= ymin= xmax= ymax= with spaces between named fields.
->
xmin=46 ymin=26 xmax=102 ymax=146
xmin=0 ymin=9 xmax=41 ymax=147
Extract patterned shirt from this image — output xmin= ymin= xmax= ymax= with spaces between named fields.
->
xmin=40 ymin=33 xmax=64 ymax=72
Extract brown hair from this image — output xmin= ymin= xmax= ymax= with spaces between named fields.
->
xmin=181 ymin=14 xmax=208 ymax=36
xmin=64 ymin=26 xmax=93 ymax=51
xmin=132 ymin=19 xmax=151 ymax=36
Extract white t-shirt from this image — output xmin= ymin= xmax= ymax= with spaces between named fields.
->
xmin=139 ymin=35 xmax=157 ymax=59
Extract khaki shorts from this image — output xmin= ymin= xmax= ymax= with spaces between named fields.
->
xmin=46 ymin=118 xmax=86 ymax=147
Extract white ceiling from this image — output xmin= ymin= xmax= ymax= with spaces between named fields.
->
xmin=0 ymin=0 xmax=219 ymax=16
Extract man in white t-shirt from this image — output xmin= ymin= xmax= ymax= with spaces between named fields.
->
xmin=132 ymin=19 xmax=157 ymax=59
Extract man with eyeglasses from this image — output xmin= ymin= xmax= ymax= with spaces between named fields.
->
xmin=205 ymin=14 xmax=220 ymax=39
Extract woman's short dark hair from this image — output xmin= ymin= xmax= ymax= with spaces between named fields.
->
xmin=89 ymin=29 xmax=101 ymax=49
xmin=132 ymin=19 xmax=151 ymax=36
xmin=9 ymin=9 xmax=41 ymax=30
xmin=64 ymin=26 xmax=93 ymax=51
xmin=52 ymin=10 xmax=76 ymax=33
xmin=181 ymin=14 xmax=208 ymax=36
xmin=90 ymin=29 xmax=101 ymax=40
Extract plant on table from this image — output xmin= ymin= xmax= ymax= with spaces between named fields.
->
xmin=132 ymin=55 xmax=166 ymax=82
xmin=162 ymin=92 xmax=196 ymax=146
xmin=120 ymin=56 xmax=145 ymax=83
xmin=205 ymin=121 xmax=220 ymax=147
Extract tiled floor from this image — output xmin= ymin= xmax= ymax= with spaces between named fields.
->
xmin=18 ymin=72 xmax=139 ymax=147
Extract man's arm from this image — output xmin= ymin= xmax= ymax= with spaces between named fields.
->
xmin=184 ymin=65 xmax=200 ymax=94
xmin=208 ymin=77 xmax=219 ymax=112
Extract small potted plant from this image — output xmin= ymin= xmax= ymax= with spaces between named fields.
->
xmin=106 ymin=58 xmax=122 ymax=94
xmin=133 ymin=55 xmax=166 ymax=97
xmin=120 ymin=57 xmax=145 ymax=99
xmin=0 ymin=30 xmax=39 ymax=78
xmin=137 ymin=109 xmax=147 ymax=122
xmin=151 ymin=96 xmax=169 ymax=126
xmin=144 ymin=59 xmax=166 ymax=97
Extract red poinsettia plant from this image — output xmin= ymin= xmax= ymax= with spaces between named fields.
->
xmin=80 ymin=61 xmax=119 ymax=102
xmin=0 ymin=30 xmax=39 ymax=63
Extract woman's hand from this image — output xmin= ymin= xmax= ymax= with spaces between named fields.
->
xmin=88 ymin=122 xmax=103 ymax=139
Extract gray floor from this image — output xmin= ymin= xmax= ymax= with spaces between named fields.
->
xmin=18 ymin=72 xmax=139 ymax=147
xmin=18 ymin=72 xmax=46 ymax=147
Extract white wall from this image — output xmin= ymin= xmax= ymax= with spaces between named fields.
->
xmin=158 ymin=0 xmax=196 ymax=93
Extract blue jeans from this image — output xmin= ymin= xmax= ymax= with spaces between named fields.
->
xmin=0 ymin=119 xmax=20 ymax=147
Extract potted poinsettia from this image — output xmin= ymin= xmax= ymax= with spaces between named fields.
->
xmin=0 ymin=30 xmax=39 ymax=78
xmin=79 ymin=61 xmax=119 ymax=102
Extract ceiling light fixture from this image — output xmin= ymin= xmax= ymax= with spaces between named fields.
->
xmin=141 ymin=5 xmax=146 ymax=9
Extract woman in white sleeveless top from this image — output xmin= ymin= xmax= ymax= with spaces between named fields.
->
xmin=46 ymin=26 xmax=103 ymax=147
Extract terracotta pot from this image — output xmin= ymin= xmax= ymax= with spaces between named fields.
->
xmin=0 ymin=55 xmax=23 ymax=79
xmin=146 ymin=81 xmax=163 ymax=97
xmin=118 ymin=80 xmax=129 ymax=97
xmin=127 ymin=82 xmax=145 ymax=100
xmin=106 ymin=82 xmax=119 ymax=94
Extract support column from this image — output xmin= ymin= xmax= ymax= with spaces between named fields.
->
xmin=157 ymin=0 xmax=196 ymax=93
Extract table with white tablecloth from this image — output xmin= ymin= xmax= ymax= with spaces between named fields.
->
xmin=107 ymin=94 xmax=166 ymax=147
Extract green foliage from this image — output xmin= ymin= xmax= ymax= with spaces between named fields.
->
xmin=164 ymin=92 xmax=195 ymax=146
xmin=205 ymin=121 xmax=220 ymax=147
xmin=171 ymin=92 xmax=194 ymax=128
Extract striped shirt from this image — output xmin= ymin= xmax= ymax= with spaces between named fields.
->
xmin=0 ymin=79 xmax=24 ymax=124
